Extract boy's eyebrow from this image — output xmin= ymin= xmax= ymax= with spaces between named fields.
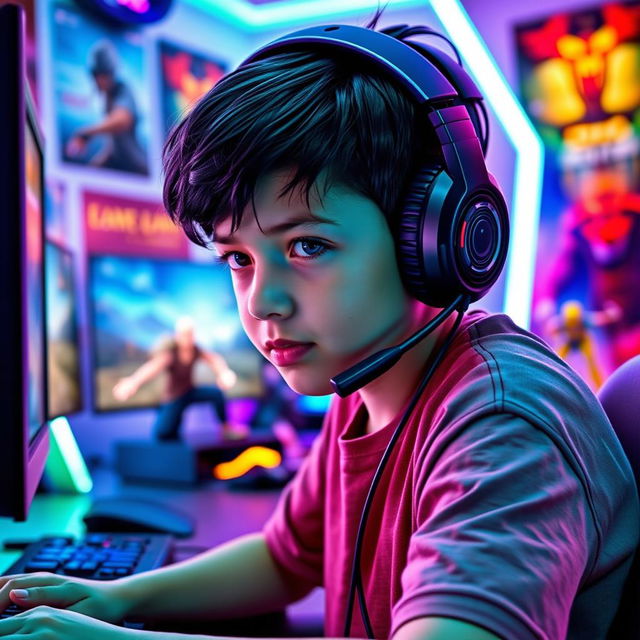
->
xmin=214 ymin=212 xmax=339 ymax=245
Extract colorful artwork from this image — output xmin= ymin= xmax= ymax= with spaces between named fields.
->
xmin=83 ymin=190 xmax=191 ymax=259
xmin=515 ymin=1 xmax=640 ymax=388
xmin=51 ymin=1 xmax=150 ymax=175
xmin=89 ymin=255 xmax=263 ymax=411
xmin=159 ymin=40 xmax=226 ymax=138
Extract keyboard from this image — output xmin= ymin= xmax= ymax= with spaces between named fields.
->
xmin=1 ymin=533 xmax=173 ymax=621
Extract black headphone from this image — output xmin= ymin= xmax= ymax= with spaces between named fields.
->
xmin=240 ymin=24 xmax=511 ymax=638
xmin=241 ymin=23 xmax=509 ymax=310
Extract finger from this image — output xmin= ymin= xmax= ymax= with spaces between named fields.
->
xmin=10 ymin=583 xmax=85 ymax=609
xmin=0 ymin=574 xmax=64 ymax=607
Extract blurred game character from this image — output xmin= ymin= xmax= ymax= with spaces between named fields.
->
xmin=112 ymin=316 xmax=246 ymax=440
xmin=66 ymin=40 xmax=148 ymax=174
xmin=545 ymin=299 xmax=621 ymax=388
xmin=536 ymin=162 xmax=640 ymax=369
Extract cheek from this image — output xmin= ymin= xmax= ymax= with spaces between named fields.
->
xmin=311 ymin=253 xmax=410 ymax=349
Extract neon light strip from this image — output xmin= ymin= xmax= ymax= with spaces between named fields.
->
xmin=429 ymin=0 xmax=543 ymax=328
xmin=48 ymin=417 xmax=93 ymax=493
xmin=183 ymin=0 xmax=426 ymax=30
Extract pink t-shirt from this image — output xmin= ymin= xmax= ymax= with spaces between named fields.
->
xmin=263 ymin=311 xmax=639 ymax=639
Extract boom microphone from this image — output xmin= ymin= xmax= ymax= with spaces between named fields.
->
xmin=330 ymin=293 xmax=468 ymax=397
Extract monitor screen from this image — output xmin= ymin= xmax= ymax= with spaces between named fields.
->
xmin=46 ymin=241 xmax=82 ymax=418
xmin=25 ymin=113 xmax=46 ymax=439
xmin=89 ymin=254 xmax=263 ymax=411
xmin=0 ymin=3 xmax=49 ymax=521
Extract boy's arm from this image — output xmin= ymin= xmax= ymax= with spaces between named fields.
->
xmin=139 ymin=616 xmax=500 ymax=640
xmin=116 ymin=532 xmax=311 ymax=622
xmin=392 ymin=617 xmax=502 ymax=640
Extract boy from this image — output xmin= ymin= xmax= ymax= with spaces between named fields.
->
xmin=0 ymin=14 xmax=637 ymax=640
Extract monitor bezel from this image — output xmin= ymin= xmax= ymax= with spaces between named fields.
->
xmin=0 ymin=3 xmax=50 ymax=521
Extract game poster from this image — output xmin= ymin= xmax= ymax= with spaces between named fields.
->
xmin=83 ymin=190 xmax=191 ymax=259
xmin=51 ymin=1 xmax=150 ymax=175
xmin=159 ymin=40 xmax=226 ymax=139
xmin=89 ymin=255 xmax=263 ymax=411
xmin=515 ymin=1 xmax=640 ymax=389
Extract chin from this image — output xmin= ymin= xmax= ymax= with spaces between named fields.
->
xmin=278 ymin=368 xmax=334 ymax=396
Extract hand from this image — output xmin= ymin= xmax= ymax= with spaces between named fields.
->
xmin=113 ymin=377 xmax=138 ymax=402
xmin=0 ymin=572 xmax=130 ymax=625
xmin=0 ymin=606 xmax=132 ymax=639
xmin=65 ymin=135 xmax=88 ymax=157
xmin=216 ymin=369 xmax=237 ymax=391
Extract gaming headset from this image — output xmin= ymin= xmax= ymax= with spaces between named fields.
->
xmin=240 ymin=23 xmax=510 ymax=638
xmin=241 ymin=23 xmax=510 ymax=397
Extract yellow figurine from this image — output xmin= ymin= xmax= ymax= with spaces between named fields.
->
xmin=546 ymin=300 xmax=621 ymax=389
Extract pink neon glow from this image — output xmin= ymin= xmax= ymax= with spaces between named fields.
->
xmin=115 ymin=0 xmax=150 ymax=14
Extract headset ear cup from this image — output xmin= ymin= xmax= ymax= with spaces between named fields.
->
xmin=397 ymin=164 xmax=447 ymax=306
xmin=397 ymin=164 xmax=509 ymax=308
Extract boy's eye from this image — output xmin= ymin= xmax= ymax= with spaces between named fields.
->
xmin=291 ymin=238 xmax=330 ymax=258
xmin=216 ymin=251 xmax=251 ymax=270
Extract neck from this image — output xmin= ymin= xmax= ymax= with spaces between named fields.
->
xmin=358 ymin=304 xmax=457 ymax=434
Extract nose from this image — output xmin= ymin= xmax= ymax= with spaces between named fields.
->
xmin=246 ymin=261 xmax=294 ymax=321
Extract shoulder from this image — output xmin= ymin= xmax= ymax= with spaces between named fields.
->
xmin=429 ymin=310 xmax=606 ymax=429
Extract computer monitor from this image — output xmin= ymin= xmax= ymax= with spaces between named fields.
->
xmin=0 ymin=3 xmax=50 ymax=521
xmin=46 ymin=241 xmax=82 ymax=418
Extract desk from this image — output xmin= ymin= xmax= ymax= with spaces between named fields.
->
xmin=0 ymin=467 xmax=324 ymax=635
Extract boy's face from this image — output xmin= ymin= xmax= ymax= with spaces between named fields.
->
xmin=213 ymin=169 xmax=420 ymax=396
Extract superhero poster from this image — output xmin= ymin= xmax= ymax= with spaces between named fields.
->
xmin=159 ymin=40 xmax=226 ymax=139
xmin=515 ymin=1 xmax=640 ymax=390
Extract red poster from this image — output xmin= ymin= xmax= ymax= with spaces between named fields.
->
xmin=83 ymin=190 xmax=190 ymax=258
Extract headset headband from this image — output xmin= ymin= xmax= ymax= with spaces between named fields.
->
xmin=242 ymin=24 xmax=459 ymax=103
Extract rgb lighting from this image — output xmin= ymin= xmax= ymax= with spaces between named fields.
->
xmin=213 ymin=446 xmax=282 ymax=480
xmin=44 ymin=417 xmax=93 ymax=493
xmin=183 ymin=0 xmax=426 ymax=30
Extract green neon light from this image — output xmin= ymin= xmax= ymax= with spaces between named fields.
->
xmin=44 ymin=417 xmax=93 ymax=494
xmin=183 ymin=0 xmax=427 ymax=29
xmin=429 ymin=0 xmax=544 ymax=328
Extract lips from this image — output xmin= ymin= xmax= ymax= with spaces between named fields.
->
xmin=264 ymin=339 xmax=315 ymax=366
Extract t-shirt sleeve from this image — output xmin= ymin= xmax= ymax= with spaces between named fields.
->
xmin=392 ymin=413 xmax=591 ymax=640
xmin=263 ymin=426 xmax=326 ymax=590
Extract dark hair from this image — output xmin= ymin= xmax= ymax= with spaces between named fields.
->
xmin=162 ymin=11 xmax=439 ymax=247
